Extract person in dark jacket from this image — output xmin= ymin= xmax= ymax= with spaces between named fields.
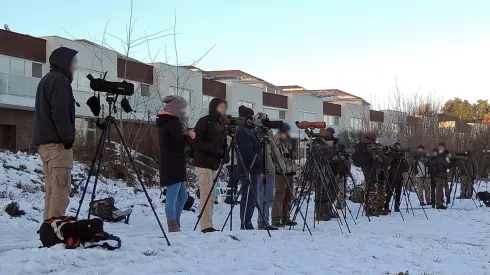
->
xmin=385 ymin=142 xmax=409 ymax=212
xmin=428 ymin=148 xmax=449 ymax=209
xmin=438 ymin=142 xmax=452 ymax=204
xmin=157 ymin=95 xmax=194 ymax=232
xmin=315 ymin=134 xmax=339 ymax=221
xmin=33 ymin=47 xmax=78 ymax=220
xmin=193 ymin=98 xmax=228 ymax=233
xmin=458 ymin=150 xmax=477 ymax=199
xmin=236 ymin=105 xmax=262 ymax=230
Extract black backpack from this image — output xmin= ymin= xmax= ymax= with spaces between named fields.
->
xmin=90 ymin=197 xmax=132 ymax=223
xmin=38 ymin=216 xmax=121 ymax=250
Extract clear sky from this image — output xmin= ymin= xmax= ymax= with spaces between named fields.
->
xmin=3 ymin=0 xmax=490 ymax=106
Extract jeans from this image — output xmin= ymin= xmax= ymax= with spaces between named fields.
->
xmin=257 ymin=174 xmax=275 ymax=227
xmin=165 ymin=182 xmax=188 ymax=221
xmin=240 ymin=173 xmax=260 ymax=229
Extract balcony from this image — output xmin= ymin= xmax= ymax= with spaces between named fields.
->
xmin=0 ymin=72 xmax=40 ymax=108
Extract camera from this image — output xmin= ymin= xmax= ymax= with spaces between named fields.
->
xmin=253 ymin=118 xmax=284 ymax=129
xmin=220 ymin=116 xmax=248 ymax=126
xmin=456 ymin=151 xmax=469 ymax=157
xmin=87 ymin=74 xmax=135 ymax=96
xmin=451 ymin=155 xmax=469 ymax=162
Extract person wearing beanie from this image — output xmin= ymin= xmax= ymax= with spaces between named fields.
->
xmin=236 ymin=105 xmax=262 ymax=230
xmin=157 ymin=95 xmax=194 ymax=232
xmin=271 ymin=123 xmax=298 ymax=227
xmin=193 ymin=98 xmax=229 ymax=233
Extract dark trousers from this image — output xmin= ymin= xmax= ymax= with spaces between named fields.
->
xmin=240 ymin=173 xmax=259 ymax=229
xmin=430 ymin=177 xmax=436 ymax=203
xmin=386 ymin=173 xmax=403 ymax=206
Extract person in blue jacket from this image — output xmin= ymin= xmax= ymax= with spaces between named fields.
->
xmin=236 ymin=106 xmax=262 ymax=230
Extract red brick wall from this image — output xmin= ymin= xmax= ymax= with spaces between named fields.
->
xmin=0 ymin=108 xmax=35 ymax=151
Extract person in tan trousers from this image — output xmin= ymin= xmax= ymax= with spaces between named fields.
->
xmin=192 ymin=98 xmax=229 ymax=233
xmin=32 ymin=46 xmax=79 ymax=220
xmin=39 ymin=144 xmax=73 ymax=220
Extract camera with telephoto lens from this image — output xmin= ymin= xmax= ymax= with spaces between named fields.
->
xmin=253 ymin=118 xmax=284 ymax=129
xmin=220 ymin=115 xmax=248 ymax=126
xmin=451 ymin=152 xmax=470 ymax=162
xmin=87 ymin=74 xmax=135 ymax=96
xmin=295 ymin=121 xmax=326 ymax=129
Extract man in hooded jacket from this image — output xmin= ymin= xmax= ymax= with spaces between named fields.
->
xmin=33 ymin=46 xmax=78 ymax=220
xmin=193 ymin=98 xmax=229 ymax=233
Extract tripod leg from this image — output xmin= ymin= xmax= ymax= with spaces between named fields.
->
xmin=113 ymin=121 xmax=171 ymax=246
xmin=87 ymin=125 xmax=110 ymax=220
xmin=193 ymin=144 xmax=232 ymax=231
xmin=76 ymin=125 xmax=108 ymax=218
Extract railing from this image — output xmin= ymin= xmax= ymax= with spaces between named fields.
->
xmin=0 ymin=72 xmax=40 ymax=98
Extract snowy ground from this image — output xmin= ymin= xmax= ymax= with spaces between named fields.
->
xmin=1 ymin=151 xmax=490 ymax=275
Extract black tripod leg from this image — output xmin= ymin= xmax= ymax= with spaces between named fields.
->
xmin=113 ymin=121 xmax=171 ymax=246
xmin=87 ymin=124 xmax=111 ymax=220
xmin=75 ymin=124 xmax=108 ymax=218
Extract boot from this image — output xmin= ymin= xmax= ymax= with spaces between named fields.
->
xmin=202 ymin=227 xmax=219 ymax=233
xmin=177 ymin=219 xmax=180 ymax=229
xmin=436 ymin=205 xmax=447 ymax=210
xmin=282 ymin=219 xmax=297 ymax=226
xmin=167 ymin=220 xmax=180 ymax=233
xmin=394 ymin=202 xmax=400 ymax=212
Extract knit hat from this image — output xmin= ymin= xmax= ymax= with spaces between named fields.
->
xmin=279 ymin=123 xmax=291 ymax=133
xmin=163 ymin=95 xmax=188 ymax=130
xmin=238 ymin=105 xmax=254 ymax=118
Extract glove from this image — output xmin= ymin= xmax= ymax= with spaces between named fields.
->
xmin=64 ymin=142 xmax=74 ymax=150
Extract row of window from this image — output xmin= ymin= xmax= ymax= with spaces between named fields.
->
xmin=0 ymin=54 xmax=43 ymax=78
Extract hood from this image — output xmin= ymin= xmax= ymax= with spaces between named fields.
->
xmin=49 ymin=47 xmax=78 ymax=82
xmin=208 ymin=98 xmax=227 ymax=120
xmin=156 ymin=111 xmax=178 ymax=127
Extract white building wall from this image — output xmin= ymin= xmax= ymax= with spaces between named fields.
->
xmin=224 ymin=81 xmax=263 ymax=117
xmin=286 ymin=94 xmax=323 ymax=138
xmin=42 ymin=36 xmax=118 ymax=118
xmin=340 ymin=102 xmax=370 ymax=130
xmin=151 ymin=63 xmax=203 ymax=127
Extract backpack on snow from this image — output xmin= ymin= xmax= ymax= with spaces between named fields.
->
xmin=90 ymin=197 xmax=132 ymax=223
xmin=38 ymin=216 xmax=121 ymax=250
xmin=477 ymin=191 xmax=490 ymax=207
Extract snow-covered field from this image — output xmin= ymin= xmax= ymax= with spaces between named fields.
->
xmin=1 ymin=151 xmax=489 ymax=275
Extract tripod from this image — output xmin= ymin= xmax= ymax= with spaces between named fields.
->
xmin=290 ymin=143 xmax=352 ymax=234
xmin=449 ymin=161 xmax=480 ymax=208
xmin=75 ymin=95 xmax=170 ymax=246
xmin=260 ymin=130 xmax=311 ymax=235
xmin=386 ymin=156 xmax=428 ymax=219
xmin=356 ymin=150 xmax=392 ymax=219
xmin=192 ymin=129 xmax=272 ymax=236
